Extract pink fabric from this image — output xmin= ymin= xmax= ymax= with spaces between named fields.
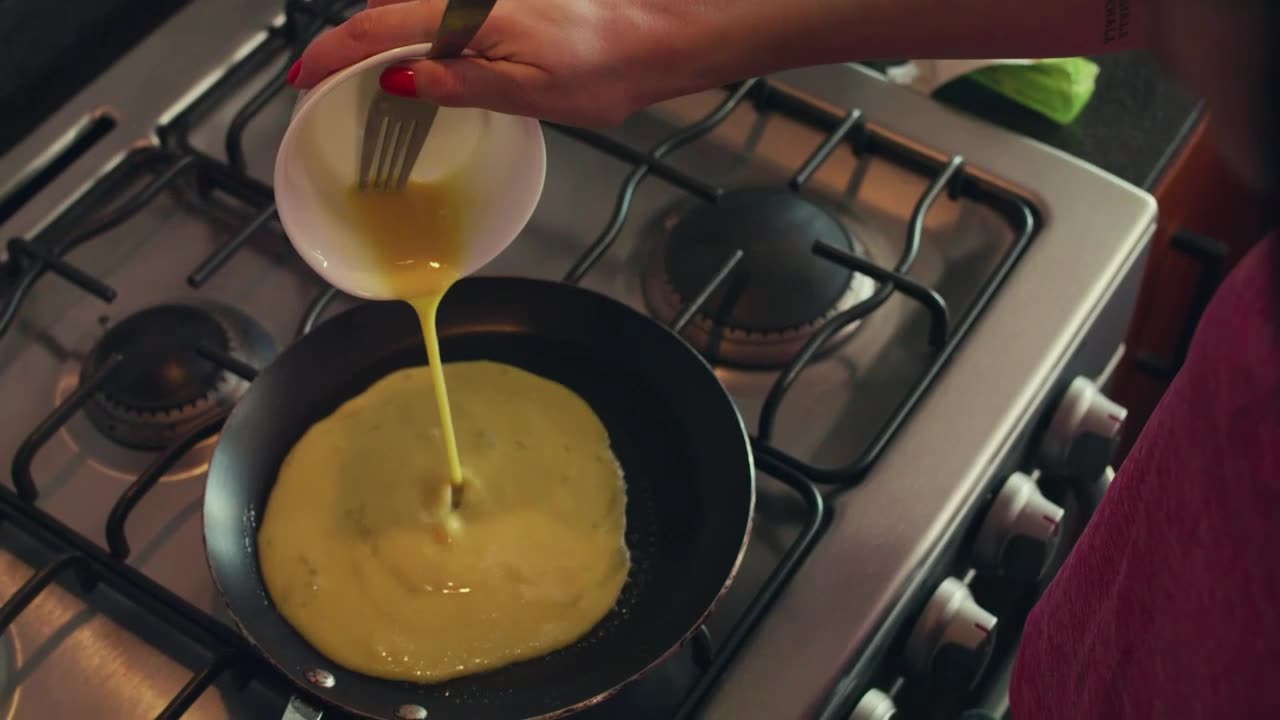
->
xmin=1010 ymin=234 xmax=1280 ymax=718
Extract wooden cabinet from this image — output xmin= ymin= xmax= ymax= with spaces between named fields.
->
xmin=1107 ymin=114 xmax=1272 ymax=460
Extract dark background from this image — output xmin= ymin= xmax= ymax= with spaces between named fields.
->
xmin=0 ymin=0 xmax=190 ymax=155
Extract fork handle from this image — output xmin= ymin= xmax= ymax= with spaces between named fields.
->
xmin=429 ymin=0 xmax=498 ymax=59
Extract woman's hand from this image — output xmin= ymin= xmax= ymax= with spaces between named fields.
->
xmin=288 ymin=0 xmax=754 ymax=126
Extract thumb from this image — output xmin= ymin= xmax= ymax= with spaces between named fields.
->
xmin=378 ymin=59 xmax=542 ymax=116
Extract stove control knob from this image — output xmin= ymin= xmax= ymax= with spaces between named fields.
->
xmin=1040 ymin=375 xmax=1126 ymax=480
xmin=904 ymin=577 xmax=997 ymax=687
xmin=848 ymin=688 xmax=897 ymax=720
xmin=974 ymin=472 xmax=1064 ymax=581
xmin=1077 ymin=464 xmax=1117 ymax=516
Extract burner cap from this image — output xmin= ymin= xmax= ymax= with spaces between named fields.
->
xmin=643 ymin=188 xmax=876 ymax=367
xmin=85 ymin=305 xmax=229 ymax=411
xmin=80 ymin=303 xmax=276 ymax=450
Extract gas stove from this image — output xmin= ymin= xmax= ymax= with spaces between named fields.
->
xmin=0 ymin=1 xmax=1156 ymax=718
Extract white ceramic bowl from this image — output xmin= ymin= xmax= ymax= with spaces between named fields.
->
xmin=274 ymin=43 xmax=546 ymax=300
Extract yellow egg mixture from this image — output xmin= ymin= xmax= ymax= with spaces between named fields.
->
xmin=257 ymin=178 xmax=630 ymax=683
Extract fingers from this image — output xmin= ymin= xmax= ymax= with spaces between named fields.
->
xmin=378 ymin=59 xmax=541 ymax=114
xmin=292 ymin=0 xmax=444 ymax=88
xmin=365 ymin=0 xmax=414 ymax=8
xmin=378 ymin=60 xmax=629 ymax=126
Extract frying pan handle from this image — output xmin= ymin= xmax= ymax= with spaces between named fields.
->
xmin=282 ymin=696 xmax=323 ymax=720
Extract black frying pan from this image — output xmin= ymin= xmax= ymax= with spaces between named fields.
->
xmin=203 ymin=276 xmax=755 ymax=720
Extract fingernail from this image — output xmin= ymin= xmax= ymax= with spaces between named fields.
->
xmin=286 ymin=59 xmax=302 ymax=86
xmin=379 ymin=66 xmax=417 ymax=98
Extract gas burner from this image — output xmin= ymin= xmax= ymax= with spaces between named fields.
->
xmin=643 ymin=188 xmax=877 ymax=367
xmin=80 ymin=303 xmax=277 ymax=450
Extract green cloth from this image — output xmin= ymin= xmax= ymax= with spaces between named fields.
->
xmin=964 ymin=57 xmax=1100 ymax=125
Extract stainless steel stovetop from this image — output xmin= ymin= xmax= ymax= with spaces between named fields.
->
xmin=0 ymin=1 xmax=1156 ymax=718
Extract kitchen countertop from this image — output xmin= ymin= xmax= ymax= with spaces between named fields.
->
xmin=927 ymin=51 xmax=1202 ymax=190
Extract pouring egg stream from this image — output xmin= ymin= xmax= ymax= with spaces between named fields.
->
xmin=339 ymin=178 xmax=470 ymax=502
xmin=257 ymin=171 xmax=632 ymax=683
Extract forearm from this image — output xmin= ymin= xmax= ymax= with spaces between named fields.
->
xmin=829 ymin=0 xmax=1146 ymax=59
xmin=691 ymin=0 xmax=1151 ymax=84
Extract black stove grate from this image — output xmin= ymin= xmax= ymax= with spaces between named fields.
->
xmin=0 ymin=0 xmax=1037 ymax=716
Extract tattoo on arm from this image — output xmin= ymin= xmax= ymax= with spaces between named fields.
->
xmin=1102 ymin=0 xmax=1133 ymax=45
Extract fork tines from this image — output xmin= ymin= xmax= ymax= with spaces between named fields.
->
xmin=358 ymin=94 xmax=438 ymax=192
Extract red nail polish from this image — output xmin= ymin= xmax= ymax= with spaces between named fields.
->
xmin=286 ymin=59 xmax=302 ymax=86
xmin=380 ymin=67 xmax=417 ymax=98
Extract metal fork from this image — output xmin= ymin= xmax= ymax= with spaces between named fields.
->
xmin=358 ymin=0 xmax=498 ymax=192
